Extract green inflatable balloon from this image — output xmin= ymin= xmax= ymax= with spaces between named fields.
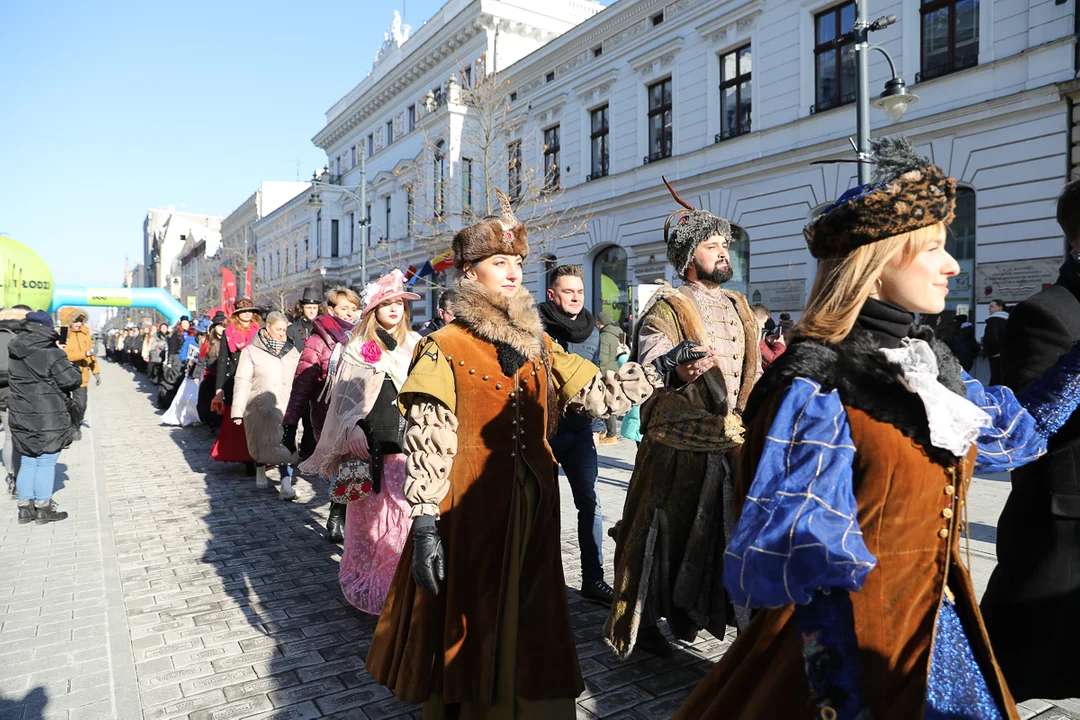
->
xmin=0 ymin=236 xmax=54 ymax=311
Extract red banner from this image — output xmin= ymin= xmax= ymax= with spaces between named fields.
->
xmin=221 ymin=268 xmax=237 ymax=315
xmin=244 ymin=266 xmax=252 ymax=298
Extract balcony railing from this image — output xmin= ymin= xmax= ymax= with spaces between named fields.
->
xmin=586 ymin=165 xmax=609 ymax=182
xmin=915 ymin=56 xmax=977 ymax=84
xmin=715 ymin=123 xmax=751 ymax=143
xmin=643 ymin=149 xmax=672 ymax=165
xmin=809 ymin=92 xmax=856 ymax=115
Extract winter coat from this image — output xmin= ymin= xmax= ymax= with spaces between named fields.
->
xmin=59 ymin=308 xmax=99 ymax=387
xmin=283 ymin=314 xmax=353 ymax=435
xmin=597 ymin=322 xmax=622 ymax=374
xmin=149 ymin=332 xmax=168 ymax=364
xmin=215 ymin=322 xmax=260 ymax=405
xmin=417 ymin=316 xmax=445 ymax=337
xmin=230 ymin=332 xmax=300 ymax=466
xmin=8 ymin=321 xmax=83 ymax=456
xmin=286 ymin=317 xmax=315 ymax=351
xmin=982 ymin=311 xmax=1009 ymax=359
xmin=981 ymin=253 xmax=1080 ymax=701
xmin=0 ymin=313 xmax=27 ymax=411
xmin=758 ymin=336 xmax=787 ymax=370
xmin=541 ymin=302 xmax=601 ymax=434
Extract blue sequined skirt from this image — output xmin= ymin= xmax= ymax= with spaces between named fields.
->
xmin=924 ymin=595 xmax=1004 ymax=720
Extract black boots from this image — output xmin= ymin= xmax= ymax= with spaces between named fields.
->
xmin=581 ymin=578 xmax=615 ymax=606
xmin=34 ymin=500 xmax=68 ymax=524
xmin=17 ymin=501 xmax=34 ymax=524
xmin=635 ymin=624 xmax=673 ymax=657
xmin=326 ymin=502 xmax=346 ymax=543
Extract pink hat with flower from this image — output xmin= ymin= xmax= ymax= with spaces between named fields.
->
xmin=361 ymin=269 xmax=421 ymax=317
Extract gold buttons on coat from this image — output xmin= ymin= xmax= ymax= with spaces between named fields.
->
xmin=482 ymin=375 xmax=489 ymax=381
xmin=944 ymin=485 xmax=956 ymax=496
xmin=942 ymin=508 xmax=954 ymax=519
xmin=530 ymin=370 xmax=536 ymax=376
xmin=938 ymin=528 xmax=950 ymax=539
xmin=459 ymin=360 xmax=465 ymax=366
xmin=508 ymin=392 xmax=515 ymax=399
xmin=469 ymin=369 xmax=475 ymax=375
xmin=495 ymin=383 xmax=502 ymax=390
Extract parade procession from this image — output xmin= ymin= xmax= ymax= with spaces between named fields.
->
xmin=4 ymin=0 xmax=1080 ymax=718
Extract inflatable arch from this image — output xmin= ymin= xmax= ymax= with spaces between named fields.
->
xmin=0 ymin=235 xmax=189 ymax=325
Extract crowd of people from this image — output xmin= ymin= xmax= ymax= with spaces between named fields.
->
xmin=10 ymin=136 xmax=1080 ymax=719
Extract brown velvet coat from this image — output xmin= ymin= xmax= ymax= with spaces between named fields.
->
xmin=365 ymin=321 xmax=595 ymax=706
xmin=675 ymin=393 xmax=1019 ymax=720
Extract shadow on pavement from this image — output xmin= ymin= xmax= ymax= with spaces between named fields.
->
xmin=0 ymin=687 xmax=48 ymax=719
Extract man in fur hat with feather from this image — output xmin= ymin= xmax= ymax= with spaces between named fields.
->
xmin=605 ymin=178 xmax=761 ymax=658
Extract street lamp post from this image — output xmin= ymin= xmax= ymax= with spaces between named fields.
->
xmin=307 ymin=147 xmax=371 ymax=284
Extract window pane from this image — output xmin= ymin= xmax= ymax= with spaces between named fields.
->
xmin=840 ymin=43 xmax=856 ymax=100
xmin=738 ymin=45 xmax=752 ymax=75
xmin=601 ymin=106 xmax=608 ymax=129
xmin=662 ymin=79 xmax=672 ymax=106
xmin=663 ymin=109 xmax=672 ymax=153
xmin=592 ymin=109 xmax=603 ymax=134
xmin=738 ymin=79 xmax=752 ymax=131
xmin=722 ymin=51 xmax=737 ymax=83
xmin=649 ymin=113 xmax=662 ymax=154
xmin=649 ymin=83 xmax=662 ymax=109
xmin=592 ymin=136 xmax=603 ymax=175
xmin=840 ymin=3 xmax=855 ymax=33
xmin=923 ymin=6 xmax=950 ymax=74
xmin=817 ymin=11 xmax=836 ymax=45
xmin=721 ymin=85 xmax=737 ymax=135
xmin=593 ymin=245 xmax=629 ymax=328
xmin=816 ymin=48 xmax=837 ymax=104
xmin=955 ymin=0 xmax=979 ymax=68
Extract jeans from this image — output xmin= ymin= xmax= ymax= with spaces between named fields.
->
xmin=17 ymin=452 xmax=60 ymax=503
xmin=549 ymin=428 xmax=604 ymax=584
xmin=1 ymin=409 xmax=21 ymax=478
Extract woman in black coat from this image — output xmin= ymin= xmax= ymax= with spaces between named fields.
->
xmin=9 ymin=312 xmax=82 ymax=524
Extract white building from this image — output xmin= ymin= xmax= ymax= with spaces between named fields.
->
xmin=143 ymin=207 xmax=223 ymax=297
xmin=176 ymin=226 xmax=222 ymax=314
xmin=311 ymin=0 xmax=1078 ymax=334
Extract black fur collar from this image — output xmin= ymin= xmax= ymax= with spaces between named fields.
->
xmin=375 ymin=326 xmax=398 ymax=351
xmin=744 ymin=327 xmax=966 ymax=467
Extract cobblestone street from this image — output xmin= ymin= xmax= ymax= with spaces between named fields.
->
xmin=2 ymin=361 xmax=1079 ymax=720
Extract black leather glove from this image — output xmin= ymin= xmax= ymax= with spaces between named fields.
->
xmin=281 ymin=425 xmax=297 ymax=454
xmin=411 ymin=515 xmax=445 ymax=596
xmin=651 ymin=340 xmax=708 ymax=377
xmin=94 ymin=375 xmax=101 ymax=387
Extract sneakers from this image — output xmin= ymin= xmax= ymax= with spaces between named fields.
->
xmin=33 ymin=499 xmax=68 ymax=524
xmin=17 ymin=501 xmax=34 ymax=524
xmin=279 ymin=474 xmax=296 ymax=501
xmin=255 ymin=465 xmax=269 ymax=489
xmin=581 ymin=578 xmax=615 ymax=606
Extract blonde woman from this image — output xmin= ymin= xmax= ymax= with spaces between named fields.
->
xmin=301 ymin=270 xmax=420 ymax=614
xmin=231 ymin=311 xmax=300 ymax=499
xmin=676 ymin=139 xmax=1080 ymax=720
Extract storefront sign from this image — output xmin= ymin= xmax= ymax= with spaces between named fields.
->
xmin=748 ymin=278 xmax=807 ymax=312
xmin=974 ymin=258 xmax=1061 ymax=304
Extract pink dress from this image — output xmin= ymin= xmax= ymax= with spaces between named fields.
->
xmin=339 ymin=455 xmax=411 ymax=614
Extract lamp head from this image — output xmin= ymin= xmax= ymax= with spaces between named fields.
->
xmin=872 ymin=77 xmax=919 ymax=123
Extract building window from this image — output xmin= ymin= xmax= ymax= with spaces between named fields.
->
xmin=919 ymin=0 xmax=979 ymax=82
xmin=593 ymin=245 xmax=629 ymax=330
xmin=408 ymin=104 xmax=416 ymax=132
xmin=651 ymin=12 xmax=664 ymax=26
xmin=508 ymin=141 xmax=523 ymax=200
xmin=589 ymin=106 xmax=609 ymax=180
xmin=510 ymin=91 xmax=518 ymax=102
xmin=545 ymin=71 xmax=555 ymax=83
xmin=813 ymin=1 xmax=857 ymax=114
xmin=385 ymin=196 xmax=392 ymax=244
xmin=366 ymin=203 xmax=372 ymax=247
xmin=727 ymin=224 xmax=750 ymax=297
xmin=432 ymin=85 xmax=443 ymax=106
xmin=386 ymin=120 xmax=394 ymax=145
xmin=646 ymin=78 xmax=673 ymax=163
xmin=349 ymin=212 xmax=355 ymax=254
xmin=945 ymin=186 xmax=976 ymax=314
xmin=593 ymin=46 xmax=603 ymax=58
xmin=461 ymin=158 xmax=473 ymax=210
xmin=543 ymin=125 xmax=560 ymax=190
xmin=434 ymin=141 xmax=446 ymax=218
xmin=331 ymin=219 xmax=339 ymax=258
xmin=462 ymin=66 xmax=472 ymax=87
xmin=719 ymin=44 xmax=752 ymax=142
xmin=367 ymin=133 xmax=374 ymax=158
xmin=406 ymin=187 xmax=414 ymax=235
xmin=351 ymin=146 xmax=357 ymax=167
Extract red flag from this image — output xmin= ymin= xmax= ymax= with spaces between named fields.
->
xmin=404 ymin=265 xmax=418 ymax=282
xmin=244 ymin=266 xmax=252 ymax=298
xmin=221 ymin=268 xmax=237 ymax=315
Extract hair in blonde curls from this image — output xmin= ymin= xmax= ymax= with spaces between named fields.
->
xmin=350 ymin=300 xmax=411 ymax=351
xmin=797 ymin=222 xmax=943 ymax=344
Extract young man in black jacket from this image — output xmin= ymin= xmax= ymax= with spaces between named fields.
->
xmin=538 ymin=264 xmax=612 ymax=605
xmin=982 ymin=298 xmax=1009 ymax=385
xmin=981 ymin=179 xmax=1080 ymax=701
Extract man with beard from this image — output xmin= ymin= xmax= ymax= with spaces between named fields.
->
xmin=539 ymin=264 xmax=613 ymax=605
xmin=606 ymin=178 xmax=760 ymax=657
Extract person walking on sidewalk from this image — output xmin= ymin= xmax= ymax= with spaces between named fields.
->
xmin=286 ymin=287 xmax=321 ymax=351
xmin=230 ymin=311 xmax=300 ymax=499
xmin=982 ymin=299 xmax=1009 ymax=387
xmin=539 ymin=264 xmax=612 ymax=605
xmin=147 ymin=323 xmax=168 ymax=385
xmin=597 ymin=310 xmax=625 ymax=445
xmin=0 ymin=305 xmax=28 ymax=495
xmin=10 ymin=311 xmax=82 ymax=524
xmin=59 ymin=308 xmax=99 ymax=441
xmin=301 ymin=270 xmax=420 ymax=613
xmin=211 ymin=299 xmax=262 ymax=473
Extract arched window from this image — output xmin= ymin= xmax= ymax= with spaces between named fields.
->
xmin=727 ymin=224 xmax=750 ymax=297
xmin=945 ymin=186 xmax=976 ymax=316
xmin=592 ymin=245 xmax=629 ymax=331
xmin=434 ymin=141 xmax=446 ymax=219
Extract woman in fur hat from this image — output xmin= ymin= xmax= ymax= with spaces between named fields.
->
xmin=301 ymin=270 xmax=420 ymax=613
xmin=675 ymin=138 xmax=1080 ymax=720
xmin=211 ymin=299 xmax=262 ymax=472
xmin=365 ymin=190 xmax=697 ymax=718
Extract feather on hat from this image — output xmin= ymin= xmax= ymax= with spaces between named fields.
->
xmin=451 ymin=188 xmax=529 ymax=269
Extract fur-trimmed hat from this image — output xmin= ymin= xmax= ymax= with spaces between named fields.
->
xmin=804 ymin=137 xmax=956 ymax=260
xmin=662 ymin=177 xmax=732 ymax=279
xmin=452 ymin=188 xmax=529 ymax=270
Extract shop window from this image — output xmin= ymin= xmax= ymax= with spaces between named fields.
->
xmin=593 ymin=245 xmax=629 ymax=330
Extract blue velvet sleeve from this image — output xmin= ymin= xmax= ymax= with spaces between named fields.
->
xmin=723 ymin=377 xmax=877 ymax=609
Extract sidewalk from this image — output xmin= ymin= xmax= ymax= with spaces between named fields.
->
xmin=0 ymin=360 xmax=1076 ymax=719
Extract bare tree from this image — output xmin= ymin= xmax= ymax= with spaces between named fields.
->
xmin=252 ymin=208 xmax=309 ymax=314
xmin=396 ymin=60 xmax=587 ymax=287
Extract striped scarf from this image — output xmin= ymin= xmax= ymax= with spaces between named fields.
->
xmin=260 ymin=329 xmax=286 ymax=357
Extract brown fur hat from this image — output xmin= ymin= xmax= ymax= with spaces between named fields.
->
xmin=804 ymin=137 xmax=956 ymax=260
xmin=452 ymin=188 xmax=529 ymax=269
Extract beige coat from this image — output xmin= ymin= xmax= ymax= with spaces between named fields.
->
xmin=231 ymin=332 xmax=300 ymax=466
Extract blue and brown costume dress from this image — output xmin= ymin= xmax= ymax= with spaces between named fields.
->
xmin=675 ymin=298 xmax=1080 ymax=720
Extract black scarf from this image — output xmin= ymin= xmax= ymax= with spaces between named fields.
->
xmin=854 ymin=298 xmax=914 ymax=349
xmin=539 ymin=301 xmax=595 ymax=344
xmin=1059 ymin=251 xmax=1080 ymax=302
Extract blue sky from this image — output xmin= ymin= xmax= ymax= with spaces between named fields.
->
xmin=0 ymin=0 xmax=474 ymax=291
